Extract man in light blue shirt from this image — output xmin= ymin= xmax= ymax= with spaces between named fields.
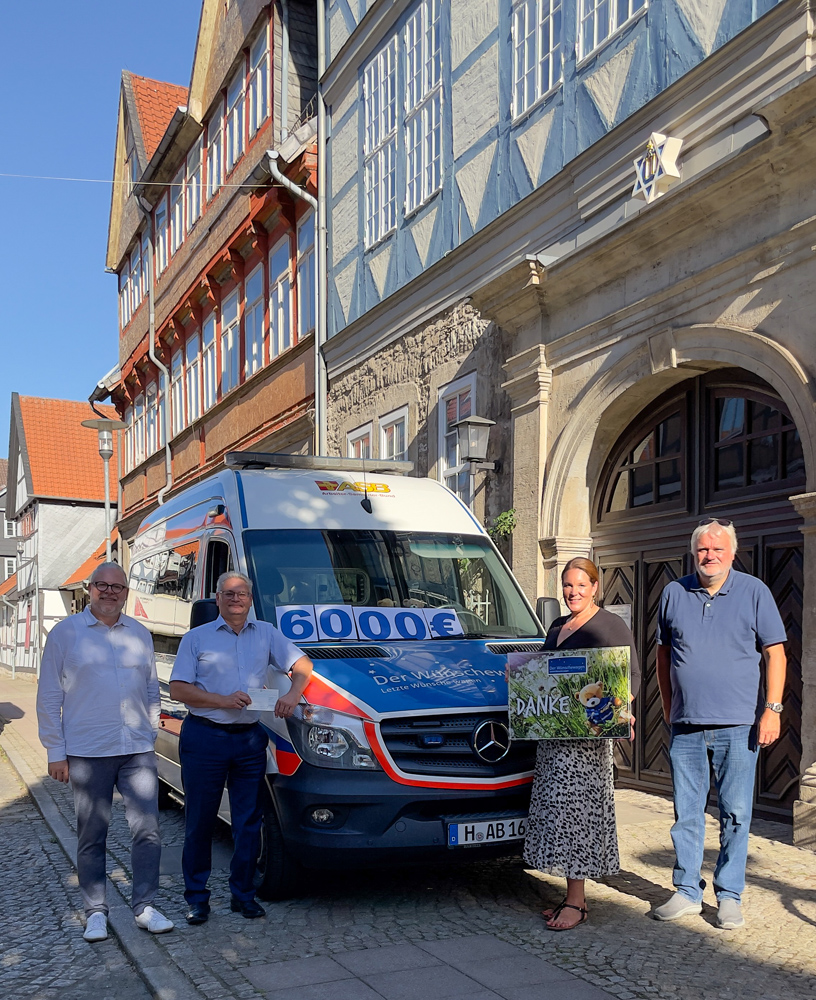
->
xmin=37 ymin=562 xmax=173 ymax=942
xmin=652 ymin=520 xmax=786 ymax=930
xmin=170 ymin=571 xmax=312 ymax=924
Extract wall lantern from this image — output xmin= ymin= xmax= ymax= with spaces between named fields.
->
xmin=454 ymin=415 xmax=496 ymax=465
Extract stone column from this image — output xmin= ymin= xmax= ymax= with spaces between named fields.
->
xmin=791 ymin=492 xmax=816 ymax=849
xmin=501 ymin=345 xmax=552 ymax=602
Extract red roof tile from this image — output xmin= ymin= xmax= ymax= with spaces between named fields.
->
xmin=61 ymin=528 xmax=120 ymax=589
xmin=130 ymin=74 xmax=189 ymax=161
xmin=0 ymin=572 xmax=16 ymax=598
xmin=19 ymin=397 xmax=120 ymax=502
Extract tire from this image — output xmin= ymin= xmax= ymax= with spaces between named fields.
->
xmin=255 ymin=788 xmax=301 ymax=901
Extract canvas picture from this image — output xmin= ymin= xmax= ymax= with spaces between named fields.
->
xmin=508 ymin=646 xmax=632 ymax=740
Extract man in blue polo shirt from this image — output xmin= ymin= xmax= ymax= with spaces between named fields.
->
xmin=652 ymin=519 xmax=786 ymax=930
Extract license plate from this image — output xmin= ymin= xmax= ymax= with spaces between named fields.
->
xmin=447 ymin=816 xmax=527 ymax=847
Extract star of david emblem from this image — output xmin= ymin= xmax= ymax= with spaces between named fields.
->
xmin=632 ymin=132 xmax=683 ymax=204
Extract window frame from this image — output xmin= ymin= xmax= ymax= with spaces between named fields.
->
xmin=380 ymin=405 xmax=409 ymax=461
xmin=404 ymin=0 xmax=442 ymax=216
xmin=244 ymin=264 xmax=265 ymax=377
xmin=154 ymin=195 xmax=169 ymax=275
xmin=186 ymin=135 xmax=203 ymax=231
xmin=206 ymin=102 xmax=224 ymax=201
xmin=347 ymin=422 xmax=374 ymax=460
xmin=297 ymin=212 xmax=316 ymax=335
xmin=170 ymin=350 xmax=185 ymax=438
xmin=511 ymin=0 xmax=563 ymax=120
xmin=170 ymin=166 xmax=185 ymax=256
xmin=145 ymin=381 xmax=159 ymax=456
xmin=248 ymin=23 xmax=270 ymax=137
xmin=578 ymin=0 xmax=646 ymax=63
xmin=220 ymin=289 xmax=241 ymax=395
xmin=185 ymin=332 xmax=202 ymax=423
xmin=438 ymin=372 xmax=477 ymax=507
xmin=201 ymin=314 xmax=218 ymax=411
xmin=269 ymin=237 xmax=293 ymax=359
xmin=363 ymin=37 xmax=398 ymax=248
xmin=226 ymin=63 xmax=246 ymax=175
xmin=133 ymin=394 xmax=146 ymax=468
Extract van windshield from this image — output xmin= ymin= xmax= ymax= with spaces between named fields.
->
xmin=243 ymin=529 xmax=542 ymax=639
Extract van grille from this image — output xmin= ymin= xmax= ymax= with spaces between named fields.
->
xmin=379 ymin=712 xmax=535 ymax=778
xmin=485 ymin=642 xmax=547 ymax=655
xmin=299 ymin=645 xmax=389 ymax=660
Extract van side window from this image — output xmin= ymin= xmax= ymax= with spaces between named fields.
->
xmin=155 ymin=542 xmax=199 ymax=601
xmin=204 ymin=539 xmax=233 ymax=597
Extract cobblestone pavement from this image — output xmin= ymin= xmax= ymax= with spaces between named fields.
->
xmin=0 ymin=745 xmax=152 ymax=1000
xmin=2 ymin=672 xmax=816 ymax=1000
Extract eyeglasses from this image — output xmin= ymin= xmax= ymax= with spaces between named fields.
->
xmin=698 ymin=518 xmax=733 ymax=527
xmin=220 ymin=590 xmax=251 ymax=600
xmin=92 ymin=582 xmax=126 ymax=595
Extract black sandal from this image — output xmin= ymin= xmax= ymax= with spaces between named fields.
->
xmin=542 ymin=899 xmax=588 ymax=931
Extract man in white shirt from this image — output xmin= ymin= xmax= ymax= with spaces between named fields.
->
xmin=169 ymin=571 xmax=312 ymax=924
xmin=37 ymin=562 xmax=173 ymax=942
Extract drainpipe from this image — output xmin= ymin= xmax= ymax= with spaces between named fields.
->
xmin=281 ymin=0 xmax=290 ymax=143
xmin=138 ymin=198 xmax=173 ymax=505
xmin=266 ymin=149 xmax=325 ymax=454
xmin=316 ymin=0 xmax=328 ymax=455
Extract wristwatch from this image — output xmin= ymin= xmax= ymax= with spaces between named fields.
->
xmin=765 ymin=701 xmax=783 ymax=713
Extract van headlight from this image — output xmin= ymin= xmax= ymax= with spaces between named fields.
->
xmin=287 ymin=706 xmax=381 ymax=770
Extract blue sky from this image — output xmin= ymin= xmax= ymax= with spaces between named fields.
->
xmin=0 ymin=1 xmax=203 ymax=458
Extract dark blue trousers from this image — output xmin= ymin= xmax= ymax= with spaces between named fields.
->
xmin=179 ymin=716 xmax=267 ymax=905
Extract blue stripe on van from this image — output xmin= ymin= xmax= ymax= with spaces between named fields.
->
xmin=234 ymin=472 xmax=249 ymax=530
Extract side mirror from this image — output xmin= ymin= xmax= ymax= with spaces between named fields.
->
xmin=190 ymin=598 xmax=219 ymax=630
xmin=536 ymin=597 xmax=562 ymax=633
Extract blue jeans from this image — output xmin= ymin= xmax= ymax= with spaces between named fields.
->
xmin=179 ymin=716 xmax=268 ymax=905
xmin=668 ymin=724 xmax=758 ymax=903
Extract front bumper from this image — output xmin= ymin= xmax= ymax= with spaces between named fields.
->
xmin=269 ymin=761 xmax=532 ymax=868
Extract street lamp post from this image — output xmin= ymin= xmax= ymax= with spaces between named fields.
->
xmin=81 ymin=418 xmax=127 ymax=562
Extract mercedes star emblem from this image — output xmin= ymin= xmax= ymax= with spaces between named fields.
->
xmin=471 ymin=719 xmax=510 ymax=763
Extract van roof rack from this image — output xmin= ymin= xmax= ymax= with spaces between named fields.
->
xmin=225 ymin=452 xmax=414 ymax=475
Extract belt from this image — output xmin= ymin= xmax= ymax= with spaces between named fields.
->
xmin=187 ymin=714 xmax=259 ymax=734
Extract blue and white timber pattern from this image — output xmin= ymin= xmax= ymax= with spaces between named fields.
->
xmin=325 ymin=0 xmax=784 ymax=335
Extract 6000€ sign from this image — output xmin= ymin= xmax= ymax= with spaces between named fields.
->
xmin=276 ymin=605 xmax=466 ymax=642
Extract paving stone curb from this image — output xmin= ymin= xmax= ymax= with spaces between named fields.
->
xmin=0 ymin=729 xmax=203 ymax=1000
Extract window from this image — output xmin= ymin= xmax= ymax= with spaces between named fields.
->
xmin=207 ymin=103 xmax=224 ymax=200
xmin=269 ymin=239 xmax=292 ymax=358
xmin=381 ymin=407 xmax=408 ymax=461
xmin=170 ymin=167 xmax=185 ymax=255
xmin=512 ymin=0 xmax=562 ymax=118
xmin=439 ymin=375 xmax=475 ymax=505
xmin=133 ymin=395 xmax=146 ymax=468
xmin=170 ymin=350 xmax=185 ymax=437
xmin=141 ymin=232 xmax=150 ymax=299
xmin=404 ymin=0 xmax=442 ymax=214
xmin=226 ymin=65 xmax=245 ymax=174
xmin=248 ymin=25 xmax=269 ymax=136
xmin=186 ymin=333 xmax=201 ymax=422
xmin=186 ymin=136 xmax=202 ymax=230
xmin=297 ymin=212 xmax=315 ymax=334
xmin=347 ymin=424 xmax=373 ymax=460
xmin=130 ymin=242 xmax=143 ymax=314
xmin=221 ymin=290 xmax=240 ymax=393
xmin=124 ymin=406 xmax=133 ymax=471
xmin=119 ymin=263 xmax=131 ymax=328
xmin=145 ymin=382 xmax=159 ymax=455
xmin=245 ymin=265 xmax=265 ymax=377
xmin=158 ymin=372 xmax=168 ymax=447
xmin=579 ymin=0 xmax=645 ymax=61
xmin=4 ymin=517 xmax=15 ymax=538
xmin=364 ymin=37 xmax=398 ymax=247
xmin=4 ymin=557 xmax=14 ymax=580
xmin=202 ymin=315 xmax=217 ymax=410
xmin=155 ymin=196 xmax=168 ymax=274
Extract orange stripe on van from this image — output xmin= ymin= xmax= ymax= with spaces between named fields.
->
xmin=304 ymin=675 xmax=371 ymax=719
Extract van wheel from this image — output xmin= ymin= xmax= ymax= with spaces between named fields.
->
xmin=256 ymin=791 xmax=300 ymax=900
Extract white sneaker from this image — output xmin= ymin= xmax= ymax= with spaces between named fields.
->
xmin=135 ymin=905 xmax=174 ymax=934
xmin=83 ymin=912 xmax=108 ymax=942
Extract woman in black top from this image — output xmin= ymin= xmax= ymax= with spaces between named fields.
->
xmin=522 ymin=557 xmax=640 ymax=930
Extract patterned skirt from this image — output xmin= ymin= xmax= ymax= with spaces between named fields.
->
xmin=522 ymin=738 xmax=620 ymax=879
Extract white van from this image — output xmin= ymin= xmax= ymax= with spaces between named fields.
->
xmin=126 ymin=453 xmax=546 ymax=898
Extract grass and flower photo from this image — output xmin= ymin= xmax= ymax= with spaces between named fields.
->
xmin=508 ymin=646 xmax=632 ymax=740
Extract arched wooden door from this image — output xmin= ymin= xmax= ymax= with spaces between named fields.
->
xmin=592 ymin=370 xmax=804 ymax=817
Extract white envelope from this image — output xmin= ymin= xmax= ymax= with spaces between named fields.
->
xmin=247 ymin=689 xmax=279 ymax=712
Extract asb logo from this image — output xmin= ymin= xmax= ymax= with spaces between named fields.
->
xmin=315 ymin=481 xmax=391 ymax=493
